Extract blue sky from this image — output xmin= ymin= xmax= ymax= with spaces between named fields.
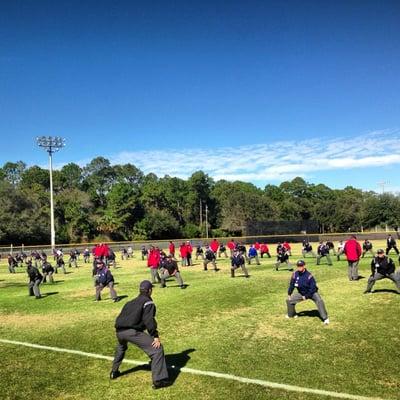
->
xmin=0 ymin=1 xmax=399 ymax=192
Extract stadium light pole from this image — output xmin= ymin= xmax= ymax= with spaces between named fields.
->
xmin=36 ymin=136 xmax=66 ymax=250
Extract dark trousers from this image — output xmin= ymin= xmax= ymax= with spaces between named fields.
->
xmin=112 ymin=329 xmax=169 ymax=383
xmin=286 ymin=292 xmax=328 ymax=320
xmin=366 ymin=272 xmax=400 ymax=292
xmin=95 ymin=282 xmax=117 ymax=300
xmin=386 ymin=246 xmax=399 ymax=255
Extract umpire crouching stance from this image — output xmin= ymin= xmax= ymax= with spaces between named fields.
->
xmin=364 ymin=249 xmax=400 ymax=294
xmin=286 ymin=260 xmax=329 ymax=325
xmin=110 ymin=280 xmax=170 ymax=389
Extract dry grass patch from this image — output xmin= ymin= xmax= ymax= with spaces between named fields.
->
xmin=2 ymin=312 xmax=88 ymax=330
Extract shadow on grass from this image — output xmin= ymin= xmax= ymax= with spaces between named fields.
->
xmin=42 ymin=292 xmax=59 ymax=297
xmin=297 ymin=309 xmax=323 ymax=321
xmin=115 ymin=295 xmax=129 ymax=301
xmin=372 ymin=289 xmax=400 ymax=294
xmin=120 ymin=348 xmax=196 ymax=385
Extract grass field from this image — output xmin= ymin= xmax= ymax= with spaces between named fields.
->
xmin=1 ymin=241 xmax=399 ymax=400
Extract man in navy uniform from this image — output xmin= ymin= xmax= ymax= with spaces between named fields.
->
xmin=364 ymin=249 xmax=400 ymax=294
xmin=286 ymin=260 xmax=329 ymax=325
xmin=230 ymin=249 xmax=249 ymax=278
xmin=316 ymin=241 xmax=333 ymax=266
xmin=110 ymin=280 xmax=170 ymax=389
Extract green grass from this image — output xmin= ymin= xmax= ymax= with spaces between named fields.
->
xmin=1 ymin=241 xmax=399 ymax=400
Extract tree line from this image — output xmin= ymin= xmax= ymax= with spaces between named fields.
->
xmin=0 ymin=157 xmax=399 ymax=245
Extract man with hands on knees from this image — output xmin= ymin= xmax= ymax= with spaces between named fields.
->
xmin=286 ymin=260 xmax=330 ymax=325
xmin=110 ymin=280 xmax=170 ymax=389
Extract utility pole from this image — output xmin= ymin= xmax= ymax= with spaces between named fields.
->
xmin=36 ymin=136 xmax=65 ymax=250
xmin=205 ymin=203 xmax=209 ymax=239
xmin=199 ymin=200 xmax=203 ymax=229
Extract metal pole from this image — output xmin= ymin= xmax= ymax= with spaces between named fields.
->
xmin=205 ymin=204 xmax=209 ymax=239
xmin=199 ymin=200 xmax=203 ymax=229
xmin=49 ymin=151 xmax=55 ymax=250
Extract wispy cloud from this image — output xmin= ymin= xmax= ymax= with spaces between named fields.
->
xmin=109 ymin=129 xmax=400 ymax=183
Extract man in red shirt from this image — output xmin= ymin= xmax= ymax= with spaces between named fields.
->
xmin=186 ymin=241 xmax=193 ymax=266
xmin=227 ymin=240 xmax=236 ymax=257
xmin=168 ymin=241 xmax=175 ymax=258
xmin=260 ymin=243 xmax=271 ymax=258
xmin=343 ymin=235 xmax=362 ymax=281
xmin=179 ymin=243 xmax=188 ymax=266
xmin=210 ymin=239 xmax=219 ymax=255
xmin=283 ymin=241 xmax=292 ymax=256
xmin=147 ymin=246 xmax=161 ymax=283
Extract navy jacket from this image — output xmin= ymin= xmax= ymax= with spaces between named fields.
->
xmin=288 ymin=269 xmax=318 ymax=299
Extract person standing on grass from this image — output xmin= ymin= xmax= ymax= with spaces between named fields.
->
xmin=179 ymin=242 xmax=188 ymax=266
xmin=336 ymin=240 xmax=345 ymax=261
xmin=302 ymin=240 xmax=315 ymax=258
xmin=316 ymin=241 xmax=333 ymax=266
xmin=286 ymin=260 xmax=329 ymax=325
xmin=344 ymin=235 xmax=362 ymax=281
xmin=386 ymin=234 xmax=399 ymax=255
xmin=231 ymin=249 xmax=249 ymax=278
xmin=227 ymin=239 xmax=236 ymax=257
xmin=160 ymin=255 xmax=185 ymax=289
xmin=42 ymin=261 xmax=55 ymax=284
xmin=195 ymin=244 xmax=204 ymax=260
xmin=362 ymin=239 xmax=374 ymax=258
xmin=218 ymin=242 xmax=228 ymax=258
xmin=93 ymin=260 xmax=119 ymax=302
xmin=210 ymin=238 xmax=219 ymax=256
xmin=168 ymin=241 xmax=175 ymax=258
xmin=275 ymin=246 xmax=292 ymax=271
xmin=248 ymin=245 xmax=260 ymax=265
xmin=147 ymin=246 xmax=161 ymax=284
xmin=7 ymin=254 xmax=17 ymax=273
xmin=186 ymin=241 xmax=193 ymax=266
xmin=260 ymin=242 xmax=271 ymax=258
xmin=27 ymin=260 xmax=43 ymax=299
xmin=364 ymin=249 xmax=400 ymax=294
xmin=110 ymin=280 xmax=170 ymax=389
xmin=203 ymin=245 xmax=219 ymax=271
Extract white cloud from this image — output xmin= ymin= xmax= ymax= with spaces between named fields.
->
xmin=108 ymin=128 xmax=400 ymax=183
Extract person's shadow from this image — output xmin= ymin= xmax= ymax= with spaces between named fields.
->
xmin=165 ymin=348 xmax=195 ymax=383
xmin=297 ymin=309 xmax=323 ymax=321
xmin=120 ymin=348 xmax=196 ymax=385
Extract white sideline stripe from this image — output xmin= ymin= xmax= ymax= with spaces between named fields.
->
xmin=0 ymin=338 xmax=384 ymax=400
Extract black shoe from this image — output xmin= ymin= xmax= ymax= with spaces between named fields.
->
xmin=110 ymin=370 xmax=121 ymax=380
xmin=363 ymin=290 xmax=371 ymax=294
xmin=152 ymin=379 xmax=171 ymax=389
xmin=113 ymin=297 xmax=120 ymax=302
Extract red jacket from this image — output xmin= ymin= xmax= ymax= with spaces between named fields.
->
xmin=254 ymin=242 xmax=260 ymax=250
xmin=169 ymin=243 xmax=175 ymax=255
xmin=260 ymin=244 xmax=269 ymax=253
xmin=227 ymin=241 xmax=235 ymax=250
xmin=180 ymin=244 xmax=188 ymax=258
xmin=283 ymin=242 xmax=291 ymax=250
xmin=186 ymin=243 xmax=193 ymax=254
xmin=344 ymin=239 xmax=361 ymax=262
xmin=210 ymin=240 xmax=219 ymax=253
xmin=147 ymin=248 xmax=160 ymax=268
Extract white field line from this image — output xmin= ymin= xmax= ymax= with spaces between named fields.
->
xmin=0 ymin=338 xmax=385 ymax=400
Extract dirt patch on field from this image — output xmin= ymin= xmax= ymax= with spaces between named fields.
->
xmin=2 ymin=312 xmax=87 ymax=329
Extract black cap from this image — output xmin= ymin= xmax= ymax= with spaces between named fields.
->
xmin=296 ymin=260 xmax=306 ymax=267
xmin=140 ymin=280 xmax=153 ymax=291
xmin=377 ymin=248 xmax=385 ymax=254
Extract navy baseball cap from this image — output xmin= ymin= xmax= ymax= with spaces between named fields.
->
xmin=139 ymin=280 xmax=154 ymax=291
xmin=377 ymin=249 xmax=385 ymax=254
xmin=296 ymin=260 xmax=306 ymax=267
